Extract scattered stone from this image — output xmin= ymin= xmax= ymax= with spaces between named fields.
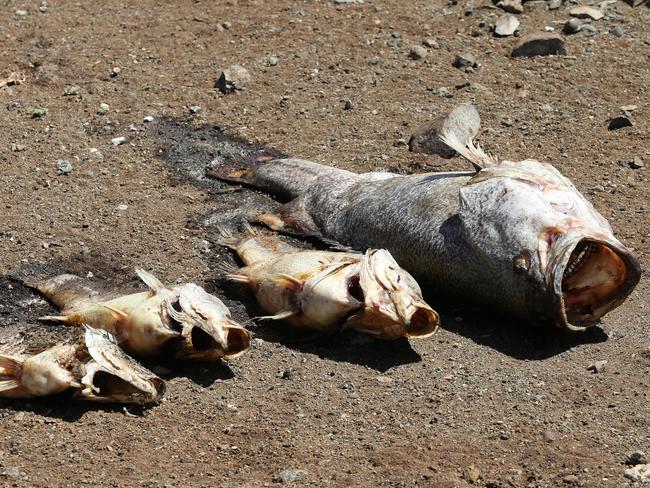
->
xmin=117 ymin=203 xmax=129 ymax=211
xmin=620 ymin=105 xmax=637 ymax=113
xmin=409 ymin=102 xmax=481 ymax=158
xmin=581 ymin=24 xmax=598 ymax=36
xmin=57 ymin=159 xmax=73 ymax=175
xmin=627 ymin=451 xmax=648 ymax=466
xmin=423 ymin=38 xmax=439 ymax=49
xmin=333 ymin=0 xmax=363 ymax=3
xmin=623 ymin=0 xmax=646 ymax=6
xmin=452 ymin=53 xmax=478 ymax=71
xmin=563 ymin=18 xmax=588 ymax=35
xmin=629 ymin=157 xmax=644 ymax=169
xmin=88 ymin=148 xmax=104 ymax=160
xmin=587 ymin=360 xmax=607 ymax=373
xmin=570 ymin=6 xmax=604 ymax=20
xmin=63 ymin=85 xmax=81 ymax=96
xmin=277 ymin=369 xmax=293 ymax=379
xmin=11 ymin=143 xmax=26 ymax=152
xmin=391 ymin=31 xmax=401 ymax=38
xmin=543 ymin=430 xmax=557 ymax=442
xmin=548 ymin=0 xmax=562 ymax=9
xmin=465 ymin=465 xmax=481 ymax=484
xmin=624 ymin=464 xmax=650 ymax=483
xmin=409 ymin=45 xmax=428 ymax=60
xmin=512 ymin=33 xmax=567 ymax=57
xmin=143 ymin=115 xmax=154 ymax=123
xmin=110 ymin=67 xmax=121 ymax=77
xmin=4 ymin=466 xmax=20 ymax=478
xmin=15 ymin=9 xmax=28 ymax=16
xmin=111 ymin=136 xmax=126 ymax=145
xmin=437 ymin=87 xmax=451 ymax=98
xmin=189 ymin=105 xmax=201 ymax=114
xmin=562 ymin=475 xmax=580 ymax=485
xmin=609 ymin=25 xmax=624 ymax=37
xmin=497 ymin=0 xmax=524 ymax=14
xmin=267 ymin=55 xmax=279 ymax=66
xmin=608 ymin=114 xmax=633 ymax=130
xmin=495 ymin=14 xmax=520 ymax=37
xmin=215 ymin=65 xmax=251 ymax=94
xmin=97 ymin=102 xmax=109 ymax=115
xmin=13 ymin=412 xmax=25 ymax=422
xmin=342 ymin=99 xmax=353 ymax=110
xmin=274 ymin=468 xmax=306 ymax=483
xmin=28 ymin=106 xmax=48 ymax=118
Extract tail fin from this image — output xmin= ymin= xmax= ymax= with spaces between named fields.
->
xmin=207 ymin=154 xmax=355 ymax=199
xmin=28 ymin=274 xmax=102 ymax=312
xmin=0 ymin=354 xmax=24 ymax=394
xmin=438 ymin=129 xmax=498 ymax=171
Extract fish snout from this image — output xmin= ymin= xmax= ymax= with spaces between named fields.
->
xmin=178 ymin=321 xmax=251 ymax=361
xmin=549 ymin=232 xmax=641 ymax=330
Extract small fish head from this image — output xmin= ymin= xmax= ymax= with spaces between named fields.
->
xmin=79 ymin=326 xmax=164 ymax=404
xmin=165 ymin=284 xmax=250 ymax=361
xmin=343 ymin=250 xmax=439 ymax=339
xmin=21 ymin=345 xmax=81 ymax=396
xmin=461 ymin=160 xmax=641 ymax=329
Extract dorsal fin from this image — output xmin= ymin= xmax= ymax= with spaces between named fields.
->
xmin=438 ymin=129 xmax=498 ymax=171
xmin=135 ymin=268 xmax=165 ymax=291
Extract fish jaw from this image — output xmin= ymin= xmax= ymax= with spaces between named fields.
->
xmin=342 ymin=250 xmax=439 ymax=339
xmin=169 ymin=284 xmax=251 ymax=360
xmin=545 ymin=229 xmax=641 ymax=330
xmin=79 ymin=326 xmax=164 ymax=404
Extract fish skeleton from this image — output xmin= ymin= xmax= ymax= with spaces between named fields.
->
xmin=209 ymin=132 xmax=641 ymax=331
xmin=29 ymin=269 xmax=250 ymax=361
xmin=0 ymin=326 xmax=164 ymax=404
xmin=218 ymin=228 xmax=439 ymax=339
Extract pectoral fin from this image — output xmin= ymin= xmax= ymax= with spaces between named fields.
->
xmin=257 ymin=198 xmax=321 ymax=237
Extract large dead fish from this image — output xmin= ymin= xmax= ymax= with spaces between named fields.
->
xmin=31 ymin=269 xmax=250 ymax=360
xmin=219 ymin=228 xmax=439 ymax=339
xmin=0 ymin=326 xmax=164 ymax=404
xmin=209 ymin=133 xmax=641 ymax=331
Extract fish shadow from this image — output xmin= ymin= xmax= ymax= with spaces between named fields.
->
xmin=153 ymin=359 xmax=236 ymax=387
xmin=437 ymin=306 xmax=609 ymax=360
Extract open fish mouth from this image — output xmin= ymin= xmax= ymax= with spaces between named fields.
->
xmin=553 ymin=235 xmax=641 ymax=330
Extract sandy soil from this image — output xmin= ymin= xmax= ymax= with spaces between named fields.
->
xmin=0 ymin=0 xmax=649 ymax=486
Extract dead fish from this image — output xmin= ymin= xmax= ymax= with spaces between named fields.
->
xmin=209 ymin=133 xmax=641 ymax=331
xmin=31 ymin=269 xmax=250 ymax=361
xmin=219 ymin=228 xmax=439 ymax=339
xmin=0 ymin=326 xmax=164 ymax=404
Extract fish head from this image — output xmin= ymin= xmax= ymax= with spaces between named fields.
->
xmin=459 ymin=160 xmax=641 ymax=330
xmin=164 ymin=284 xmax=250 ymax=361
xmin=342 ymin=250 xmax=440 ymax=339
xmin=79 ymin=326 xmax=164 ymax=404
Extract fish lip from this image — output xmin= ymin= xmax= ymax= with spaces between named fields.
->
xmin=548 ymin=231 xmax=641 ymax=331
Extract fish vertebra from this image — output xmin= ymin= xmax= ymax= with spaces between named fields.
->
xmin=209 ymin=132 xmax=641 ymax=331
xmin=219 ymin=228 xmax=439 ymax=339
xmin=32 ymin=269 xmax=250 ymax=361
xmin=0 ymin=326 xmax=164 ymax=404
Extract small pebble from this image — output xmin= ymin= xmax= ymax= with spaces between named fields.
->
xmin=452 ymin=53 xmax=478 ymax=71
xmin=512 ymin=33 xmax=566 ymax=57
xmin=111 ymin=136 xmax=126 ymax=145
xmin=143 ymin=115 xmax=154 ymax=123
xmin=587 ymin=360 xmax=607 ymax=373
xmin=627 ymin=451 xmax=648 ymax=466
xmin=63 ymin=85 xmax=81 ymax=96
xmin=570 ymin=6 xmax=604 ymax=20
xmin=437 ymin=87 xmax=451 ymax=98
xmin=629 ymin=157 xmax=644 ymax=169
xmin=57 ymin=159 xmax=73 ymax=175
xmin=544 ymin=430 xmax=557 ymax=442
xmin=608 ymin=114 xmax=633 ymax=130
xmin=408 ymin=45 xmax=428 ymax=60
xmin=97 ymin=103 xmax=109 ymax=115
xmin=110 ymin=67 xmax=121 ymax=77
xmin=267 ymin=55 xmax=279 ymax=66
xmin=609 ymin=25 xmax=625 ymax=37
xmin=189 ymin=105 xmax=201 ymax=114
xmin=15 ymin=9 xmax=28 ymax=16
xmin=215 ymin=65 xmax=251 ymax=94
xmin=497 ymin=0 xmax=523 ymax=14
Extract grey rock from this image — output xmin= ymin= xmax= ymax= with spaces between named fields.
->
xmin=630 ymin=157 xmax=645 ymax=169
xmin=437 ymin=87 xmax=451 ymax=98
xmin=333 ymin=0 xmax=363 ymax=4
xmin=63 ymin=85 xmax=81 ymax=96
xmin=627 ymin=451 xmax=648 ymax=466
xmin=548 ymin=0 xmax=562 ymax=10
xmin=56 ymin=159 xmax=73 ymax=175
xmin=498 ymin=0 xmax=524 ymax=14
xmin=342 ymin=99 xmax=353 ymax=110
xmin=570 ymin=6 xmax=604 ymax=20
xmin=423 ymin=38 xmax=439 ymax=49
xmin=409 ymin=102 xmax=481 ymax=158
xmin=409 ymin=45 xmax=428 ymax=60
xmin=215 ymin=65 xmax=251 ymax=94
xmin=267 ymin=55 xmax=279 ymax=66
xmin=110 ymin=67 xmax=121 ymax=77
xmin=111 ymin=136 xmax=126 ymax=145
xmin=608 ymin=114 xmax=633 ymax=130
xmin=189 ymin=105 xmax=201 ymax=114
xmin=495 ymin=14 xmax=520 ymax=36
xmin=563 ymin=18 xmax=587 ymax=35
xmin=512 ymin=33 xmax=567 ymax=57
xmin=587 ymin=360 xmax=607 ymax=373
xmin=274 ymin=469 xmax=307 ymax=483
xmin=452 ymin=53 xmax=478 ymax=71
xmin=5 ymin=467 xmax=20 ymax=478
xmin=581 ymin=24 xmax=598 ymax=36
xmin=143 ymin=115 xmax=154 ymax=123
xmin=624 ymin=464 xmax=650 ymax=482
xmin=609 ymin=25 xmax=625 ymax=37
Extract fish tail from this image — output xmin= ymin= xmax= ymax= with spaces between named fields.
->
xmin=0 ymin=354 xmax=24 ymax=395
xmin=26 ymin=273 xmax=101 ymax=312
xmin=207 ymin=154 xmax=355 ymax=199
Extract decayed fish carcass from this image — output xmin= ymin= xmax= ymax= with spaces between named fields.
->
xmin=31 ymin=269 xmax=250 ymax=361
xmin=209 ymin=133 xmax=641 ymax=331
xmin=0 ymin=326 xmax=164 ymax=404
xmin=219 ymin=227 xmax=439 ymax=339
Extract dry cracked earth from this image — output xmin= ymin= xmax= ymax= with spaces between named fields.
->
xmin=0 ymin=0 xmax=649 ymax=486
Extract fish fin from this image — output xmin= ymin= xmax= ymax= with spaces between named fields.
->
xmin=224 ymin=272 xmax=252 ymax=285
xmin=0 ymin=354 xmax=24 ymax=376
xmin=254 ymin=309 xmax=297 ymax=321
xmin=264 ymin=273 xmax=304 ymax=291
xmin=135 ymin=268 xmax=165 ymax=291
xmin=100 ymin=304 xmax=129 ymax=321
xmin=206 ymin=152 xmax=283 ymax=187
xmin=215 ymin=260 xmax=238 ymax=274
xmin=0 ymin=379 xmax=21 ymax=392
xmin=257 ymin=198 xmax=321 ymax=237
xmin=438 ymin=129 xmax=498 ymax=171
xmin=38 ymin=314 xmax=71 ymax=323
xmin=320 ymin=237 xmax=355 ymax=252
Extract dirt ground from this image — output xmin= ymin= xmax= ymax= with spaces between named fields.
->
xmin=1 ymin=0 xmax=649 ymax=486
